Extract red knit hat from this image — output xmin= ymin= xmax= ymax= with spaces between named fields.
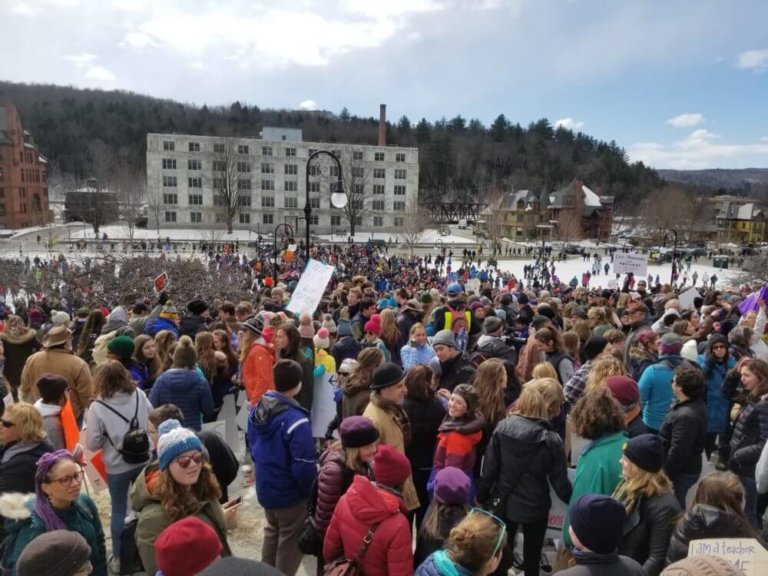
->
xmin=364 ymin=319 xmax=381 ymax=335
xmin=155 ymin=516 xmax=222 ymax=576
xmin=605 ymin=375 xmax=640 ymax=408
xmin=373 ymin=445 xmax=411 ymax=489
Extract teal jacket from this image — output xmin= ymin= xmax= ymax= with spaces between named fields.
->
xmin=563 ymin=431 xmax=627 ymax=547
xmin=2 ymin=494 xmax=107 ymax=576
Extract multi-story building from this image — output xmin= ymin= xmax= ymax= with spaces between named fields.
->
xmin=714 ymin=198 xmax=768 ymax=243
xmin=548 ymin=180 xmax=613 ymax=241
xmin=0 ymin=104 xmax=50 ymax=229
xmin=481 ymin=189 xmax=551 ymax=240
xmin=146 ymin=125 xmax=419 ymax=235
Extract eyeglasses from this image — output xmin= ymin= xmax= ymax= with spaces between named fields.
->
xmin=468 ymin=507 xmax=507 ymax=558
xmin=0 ymin=419 xmax=15 ymax=428
xmin=712 ymin=344 xmax=727 ymax=350
xmin=46 ymin=469 xmax=85 ymax=487
xmin=338 ymin=371 xmax=351 ymax=376
xmin=175 ymin=453 xmax=204 ymax=469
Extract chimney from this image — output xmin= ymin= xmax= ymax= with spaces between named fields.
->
xmin=378 ymin=104 xmax=386 ymax=146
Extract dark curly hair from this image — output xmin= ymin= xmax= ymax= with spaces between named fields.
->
xmin=571 ymin=386 xmax=625 ymax=439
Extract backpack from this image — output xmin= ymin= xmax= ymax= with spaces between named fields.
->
xmin=444 ymin=305 xmax=471 ymax=351
xmin=94 ymin=394 xmax=150 ymax=464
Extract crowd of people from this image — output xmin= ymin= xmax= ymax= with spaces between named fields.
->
xmin=0 ymin=241 xmax=765 ymax=576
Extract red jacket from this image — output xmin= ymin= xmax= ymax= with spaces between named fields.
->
xmin=323 ymin=475 xmax=413 ymax=576
xmin=433 ymin=414 xmax=484 ymax=474
xmin=242 ymin=341 xmax=275 ymax=405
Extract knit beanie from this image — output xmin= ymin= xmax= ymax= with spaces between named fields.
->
xmin=16 ymin=530 xmax=91 ymax=576
xmin=659 ymin=332 xmax=683 ymax=355
xmin=605 ymin=375 xmax=640 ymax=410
xmin=337 ymin=318 xmax=353 ymax=337
xmin=432 ymin=330 xmax=457 ymax=349
xmin=51 ymin=311 xmax=70 ymax=326
xmin=569 ymin=494 xmax=626 ymax=554
xmin=200 ymin=557 xmax=284 ymax=576
xmin=432 ymin=466 xmax=471 ymax=505
xmin=338 ymin=358 xmax=358 ymax=375
xmin=107 ymin=335 xmax=135 ymax=360
xmin=187 ymin=299 xmax=209 ymax=316
xmin=661 ymin=555 xmax=747 ymax=575
xmin=339 ymin=416 xmax=380 ymax=449
xmin=451 ymin=384 xmax=478 ymax=415
xmin=274 ymin=358 xmax=304 ymax=393
xmin=483 ymin=316 xmax=503 ymax=334
xmin=681 ymin=339 xmax=699 ymax=363
xmin=156 ymin=516 xmax=222 ymax=576
xmin=298 ymin=314 xmax=315 ymax=339
xmin=364 ymin=319 xmax=381 ymax=336
xmin=160 ymin=302 xmax=180 ymax=320
xmin=373 ymin=445 xmax=411 ymax=489
xmin=313 ymin=328 xmax=330 ymax=349
xmin=581 ymin=336 xmax=608 ymax=362
xmin=371 ymin=362 xmax=404 ymax=390
xmin=624 ymin=433 xmax=665 ymax=472
xmin=157 ymin=419 xmax=204 ymax=471
xmin=321 ymin=314 xmax=337 ymax=334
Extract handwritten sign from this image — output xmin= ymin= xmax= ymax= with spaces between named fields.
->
xmin=688 ymin=538 xmax=768 ymax=575
xmin=465 ymin=279 xmax=480 ymax=295
xmin=286 ymin=259 xmax=336 ymax=315
xmin=153 ymin=271 xmax=169 ymax=294
xmin=613 ymin=252 xmax=648 ymax=276
xmin=679 ymin=287 xmax=701 ymax=310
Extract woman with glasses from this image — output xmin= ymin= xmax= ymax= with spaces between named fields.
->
xmin=478 ymin=378 xmax=572 ymax=576
xmin=0 ymin=403 xmax=53 ymax=496
xmin=131 ymin=419 xmax=232 ymax=575
xmin=0 ymin=449 xmax=107 ymax=575
xmin=415 ymin=507 xmax=507 ymax=576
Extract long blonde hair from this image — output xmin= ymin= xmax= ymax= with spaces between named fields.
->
xmin=154 ymin=330 xmax=176 ymax=372
xmin=379 ymin=309 xmax=400 ymax=346
xmin=514 ymin=378 xmax=563 ymax=420
xmin=532 ymin=362 xmax=558 ymax=380
xmin=585 ymin=356 xmax=627 ymax=395
xmin=613 ymin=459 xmax=673 ymax=514
xmin=473 ymin=359 xmax=507 ymax=428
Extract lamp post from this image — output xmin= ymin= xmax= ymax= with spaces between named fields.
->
xmin=305 ymin=150 xmax=346 ymax=260
xmin=273 ymin=223 xmax=294 ymax=282
xmin=663 ymin=229 xmax=678 ymax=284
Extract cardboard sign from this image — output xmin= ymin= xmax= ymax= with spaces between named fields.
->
xmin=153 ymin=271 xmax=169 ymax=294
xmin=688 ymin=538 xmax=768 ymax=575
xmin=613 ymin=252 xmax=648 ymax=276
xmin=679 ymin=287 xmax=701 ymax=310
xmin=465 ymin=279 xmax=481 ymax=295
xmin=286 ymin=259 xmax=336 ymax=315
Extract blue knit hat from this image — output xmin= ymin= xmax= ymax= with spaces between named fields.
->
xmin=157 ymin=419 xmax=204 ymax=471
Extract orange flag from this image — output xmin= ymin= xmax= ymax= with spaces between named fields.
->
xmin=61 ymin=399 xmax=80 ymax=453
xmin=90 ymin=450 xmax=107 ymax=481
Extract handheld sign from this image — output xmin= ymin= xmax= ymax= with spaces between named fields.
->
xmin=153 ymin=271 xmax=170 ymax=294
xmin=613 ymin=252 xmax=648 ymax=276
xmin=688 ymin=538 xmax=768 ymax=575
xmin=286 ymin=259 xmax=336 ymax=315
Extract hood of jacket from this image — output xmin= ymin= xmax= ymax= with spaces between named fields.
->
xmin=131 ymin=463 xmax=160 ymax=512
xmin=438 ymin=411 xmax=486 ymax=435
xmin=249 ymin=390 xmax=307 ymax=439
xmin=476 ymin=335 xmax=507 ymax=354
xmin=416 ymin=550 xmax=473 ymax=576
xmin=0 ymin=440 xmax=52 ymax=466
xmin=679 ymin=504 xmax=753 ymax=540
xmin=341 ymin=374 xmax=370 ymax=396
xmin=33 ymin=399 xmax=62 ymax=417
xmin=344 ymin=475 xmax=406 ymax=525
xmin=0 ymin=327 xmax=37 ymax=345
xmin=499 ymin=414 xmax=553 ymax=454
xmin=180 ymin=315 xmax=206 ymax=333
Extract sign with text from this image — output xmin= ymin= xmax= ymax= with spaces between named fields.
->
xmin=153 ymin=271 xmax=169 ymax=294
xmin=286 ymin=259 xmax=336 ymax=315
xmin=465 ymin=279 xmax=481 ymax=294
xmin=546 ymin=468 xmax=576 ymax=539
xmin=688 ymin=538 xmax=768 ymax=575
xmin=613 ymin=252 xmax=648 ymax=276
xmin=679 ymin=287 xmax=701 ymax=310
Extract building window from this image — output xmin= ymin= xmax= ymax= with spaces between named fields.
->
xmin=188 ymin=194 xmax=203 ymax=205
xmin=394 ymin=169 xmax=407 ymax=179
xmin=308 ymin=182 xmax=320 ymax=193
xmin=215 ymin=213 xmax=227 ymax=223
xmin=189 ymin=142 xmax=200 ymax=152
xmin=238 ymin=162 xmax=251 ymax=172
xmin=162 ymin=158 xmax=176 ymax=170
xmin=309 ymin=215 xmax=319 ymax=225
xmin=352 ymin=167 xmax=364 ymax=178
xmin=261 ymin=197 xmax=275 ymax=208
xmin=330 ymin=166 xmax=339 ymax=177
xmin=373 ymin=216 xmax=383 ymax=227
xmin=262 ymin=180 xmax=275 ymax=191
xmin=394 ymin=216 xmax=404 ymax=227
xmin=354 ymin=216 xmax=362 ymax=226
xmin=285 ymin=147 xmax=296 ymax=157
xmin=263 ymin=213 xmax=274 ymax=224
xmin=285 ymin=164 xmax=298 ymax=175
xmin=309 ymin=165 xmax=321 ymax=177
xmin=190 ymin=212 xmax=202 ymax=223
xmin=284 ymin=197 xmax=298 ymax=208
xmin=238 ymin=145 xmax=249 ymax=154
xmin=373 ymin=184 xmax=385 ymax=195
xmin=213 ymin=143 xmax=225 ymax=153
xmin=394 ymin=185 xmax=406 ymax=196
xmin=163 ymin=193 xmax=178 ymax=204
xmin=164 ymin=211 xmax=177 ymax=222
xmin=213 ymin=195 xmax=226 ymax=207
xmin=374 ymin=152 xmax=385 ymax=162
xmin=396 ymin=153 xmax=406 ymax=163
xmin=213 ymin=161 xmax=226 ymax=171
xmin=162 ymin=176 xmax=177 ymax=187
xmin=188 ymin=159 xmax=202 ymax=171
xmin=162 ymin=141 xmax=175 ymax=151
xmin=353 ymin=151 xmax=363 ymax=161
xmin=238 ymin=195 xmax=252 ymax=207
xmin=285 ymin=181 xmax=298 ymax=192
xmin=188 ymin=177 xmax=202 ymax=188
xmin=372 ymin=200 xmax=385 ymax=211
xmin=393 ymin=201 xmax=406 ymax=212
xmin=212 ymin=178 xmax=225 ymax=190
xmin=353 ymin=184 xmax=364 ymax=194
xmin=237 ymin=179 xmax=251 ymax=190
xmin=239 ymin=213 xmax=251 ymax=224
xmin=331 ymin=215 xmax=341 ymax=226
xmin=262 ymin=146 xmax=273 ymax=156
xmin=373 ymin=168 xmax=386 ymax=179
xmin=261 ymin=163 xmax=274 ymax=174
xmin=309 ymin=197 xmax=320 ymax=209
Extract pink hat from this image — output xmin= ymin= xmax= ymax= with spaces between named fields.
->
xmin=364 ymin=319 xmax=381 ymax=336
xmin=298 ymin=313 xmax=315 ymax=339
xmin=313 ymin=327 xmax=330 ymax=349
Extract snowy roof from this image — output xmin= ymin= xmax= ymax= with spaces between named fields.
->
xmin=582 ymin=185 xmax=602 ymax=207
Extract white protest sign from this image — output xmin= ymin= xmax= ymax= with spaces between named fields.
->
xmin=286 ymin=259 xmax=336 ymax=315
xmin=465 ymin=279 xmax=481 ymax=294
xmin=613 ymin=252 xmax=648 ymax=276
xmin=311 ymin=372 xmax=337 ymax=439
xmin=545 ymin=468 xmax=576 ymax=539
xmin=219 ymin=394 xmax=239 ymax=451
xmin=688 ymin=538 xmax=768 ymax=575
xmin=679 ymin=287 xmax=701 ymax=310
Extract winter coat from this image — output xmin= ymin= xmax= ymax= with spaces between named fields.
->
xmin=437 ymin=352 xmax=476 ymax=393
xmin=363 ymin=395 xmax=420 ymax=510
xmin=331 ymin=336 xmax=362 ymax=369
xmin=86 ymin=389 xmax=153 ymax=475
xmin=131 ymin=463 xmax=231 ymax=576
xmin=341 ymin=376 xmax=372 ymax=418
xmin=628 ymin=348 xmax=656 ymax=382
xmin=1 ymin=493 xmax=107 ymax=576
xmin=659 ymin=398 xmax=707 ymax=479
xmin=20 ymin=348 xmax=94 ymax=421
xmin=196 ymin=429 xmax=240 ymax=502
xmin=241 ymin=341 xmax=275 ymax=406
xmin=323 ymin=475 xmax=413 ymax=576
xmin=698 ymin=353 xmax=736 ymax=434
xmin=247 ymin=390 xmax=316 ymax=509
xmin=626 ymin=414 xmax=648 ymax=438
xmin=433 ymin=412 xmax=484 ymax=474
xmin=618 ymin=492 xmax=681 ymax=576
xmin=478 ymin=414 xmax=572 ymax=523
xmin=396 ymin=311 xmax=421 ymax=349
xmin=150 ymin=368 xmax=213 ymax=431
xmin=280 ymin=349 xmax=314 ymax=412
xmin=403 ymin=396 xmax=447 ymax=472
xmin=473 ymin=335 xmax=517 ymax=365
xmin=401 ymin=342 xmax=436 ymax=370
xmin=555 ymin=550 xmax=643 ymax=576
xmin=638 ymin=355 xmax=686 ymax=431
xmin=33 ymin=400 xmax=65 ymax=450
xmin=728 ymin=393 xmax=768 ymax=478
xmin=101 ymin=306 xmax=128 ymax=334
xmin=666 ymin=504 xmax=755 ymax=564
xmin=415 ymin=549 xmax=473 ymax=576
xmin=179 ymin=314 xmax=207 ymax=339
xmin=758 ymin=439 xmax=768 ymax=493
xmin=314 ymin=446 xmax=363 ymax=536
xmin=563 ymin=431 xmax=627 ymax=548
xmin=0 ymin=440 xmax=53 ymax=495
xmin=0 ymin=328 xmax=39 ymax=390
xmin=143 ymin=316 xmax=181 ymax=338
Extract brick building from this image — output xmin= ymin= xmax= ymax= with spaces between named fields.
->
xmin=548 ymin=180 xmax=613 ymax=241
xmin=0 ymin=104 xmax=50 ymax=229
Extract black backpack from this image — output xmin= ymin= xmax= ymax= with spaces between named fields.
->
xmin=94 ymin=394 xmax=150 ymax=464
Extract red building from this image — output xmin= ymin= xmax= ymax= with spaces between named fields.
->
xmin=0 ymin=104 xmax=50 ymax=229
xmin=548 ymin=180 xmax=613 ymax=240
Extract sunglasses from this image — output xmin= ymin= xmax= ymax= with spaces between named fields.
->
xmin=712 ymin=345 xmax=727 ymax=350
xmin=0 ymin=419 xmax=15 ymax=428
xmin=46 ymin=469 xmax=85 ymax=487
xmin=175 ymin=452 xmax=205 ymax=469
xmin=468 ymin=507 xmax=507 ymax=558
xmin=338 ymin=371 xmax=351 ymax=376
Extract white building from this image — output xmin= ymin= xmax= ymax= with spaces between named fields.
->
xmin=145 ymin=128 xmax=419 ymax=235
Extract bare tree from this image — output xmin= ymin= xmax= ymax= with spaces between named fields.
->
xmin=86 ymin=140 xmax=117 ymax=237
xmin=146 ymin=183 xmax=163 ymax=235
xmin=398 ymin=198 xmax=429 ymax=256
xmin=483 ymin=187 xmax=508 ymax=247
xmin=210 ymin=138 xmax=246 ymax=234
xmin=639 ymin=186 xmax=691 ymax=244
xmin=339 ymin=156 xmax=372 ymax=237
xmin=114 ymin=150 xmax=145 ymax=252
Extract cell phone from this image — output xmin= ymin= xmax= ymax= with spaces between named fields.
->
xmin=226 ymin=496 xmax=243 ymax=507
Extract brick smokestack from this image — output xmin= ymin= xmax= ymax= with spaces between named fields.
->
xmin=378 ymin=104 xmax=386 ymax=146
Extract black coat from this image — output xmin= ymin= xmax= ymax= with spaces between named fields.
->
xmin=0 ymin=440 xmax=54 ymax=495
xmin=197 ymin=429 xmax=239 ymax=502
xmin=438 ymin=352 xmax=476 ymax=393
xmin=478 ymin=414 xmax=571 ymax=523
xmin=626 ymin=415 xmax=648 ymax=438
xmin=618 ymin=492 xmax=681 ymax=576
xmin=555 ymin=551 xmax=643 ymax=576
xmin=659 ymin=398 xmax=707 ymax=478
xmin=728 ymin=395 xmax=768 ymax=478
xmin=666 ymin=504 xmax=755 ymax=564
xmin=179 ymin=315 xmax=207 ymax=339
xmin=402 ymin=396 xmax=446 ymax=471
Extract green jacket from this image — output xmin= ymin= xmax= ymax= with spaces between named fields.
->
xmin=130 ymin=463 xmax=232 ymax=575
xmin=2 ymin=494 xmax=107 ymax=576
xmin=563 ymin=431 xmax=627 ymax=547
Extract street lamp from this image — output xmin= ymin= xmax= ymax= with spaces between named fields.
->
xmin=663 ymin=230 xmax=678 ymax=284
xmin=305 ymin=150 xmax=345 ymax=260
xmin=273 ymin=223 xmax=294 ymax=282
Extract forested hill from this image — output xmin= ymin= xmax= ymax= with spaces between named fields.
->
xmin=0 ymin=81 xmax=661 ymax=207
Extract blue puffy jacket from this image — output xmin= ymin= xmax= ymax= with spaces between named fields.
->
xmin=415 ymin=549 xmax=473 ymax=576
xmin=638 ymin=355 xmax=686 ymax=431
xmin=247 ymin=390 xmax=316 ymax=509
xmin=698 ymin=353 xmax=736 ymax=434
xmin=143 ymin=316 xmax=180 ymax=338
xmin=400 ymin=343 xmax=436 ymax=370
xmin=149 ymin=368 xmax=214 ymax=431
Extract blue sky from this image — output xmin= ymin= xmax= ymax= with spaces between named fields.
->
xmin=1 ymin=0 xmax=767 ymax=169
